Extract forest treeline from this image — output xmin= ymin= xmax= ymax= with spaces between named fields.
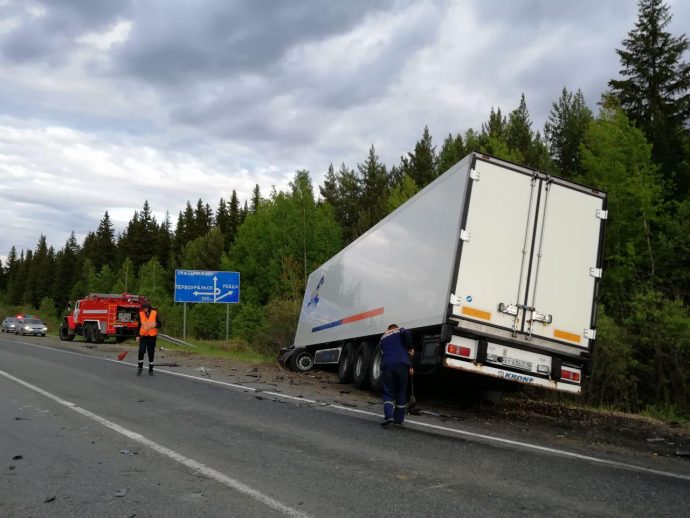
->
xmin=1 ymin=1 xmax=689 ymax=416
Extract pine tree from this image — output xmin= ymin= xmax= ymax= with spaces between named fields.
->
xmin=355 ymin=145 xmax=388 ymax=235
xmin=94 ymin=211 xmax=117 ymax=269
xmin=2 ymin=246 xmax=18 ymax=294
xmin=482 ymin=107 xmax=507 ymax=139
xmin=251 ymin=185 xmax=261 ymax=213
xmin=506 ymin=93 xmax=533 ymax=161
xmin=407 ymin=126 xmax=437 ymax=188
xmin=157 ymin=212 xmax=173 ymax=267
xmin=320 ymin=163 xmax=338 ymax=205
xmin=437 ymin=133 xmax=465 ymax=175
xmin=228 ymin=190 xmax=241 ymax=244
xmin=192 ymin=199 xmax=213 ymax=238
xmin=52 ymin=232 xmax=80 ymax=306
xmin=544 ymin=88 xmax=593 ymax=178
xmin=609 ymin=0 xmax=690 ymax=197
xmin=216 ymin=198 xmax=231 ymax=238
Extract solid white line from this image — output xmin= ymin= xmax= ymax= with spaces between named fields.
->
xmin=3 ymin=337 xmax=690 ymax=482
xmin=0 ymin=367 xmax=311 ymax=518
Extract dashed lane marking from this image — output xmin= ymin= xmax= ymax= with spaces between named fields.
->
xmin=0 ymin=365 xmax=311 ymax=518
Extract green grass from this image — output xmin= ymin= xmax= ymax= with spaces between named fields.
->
xmin=156 ymin=336 xmax=273 ymax=364
xmin=641 ymin=404 xmax=690 ymax=425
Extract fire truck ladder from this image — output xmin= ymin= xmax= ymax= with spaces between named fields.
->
xmin=107 ymin=304 xmax=117 ymax=331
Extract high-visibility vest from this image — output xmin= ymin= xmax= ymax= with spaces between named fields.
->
xmin=139 ymin=310 xmax=158 ymax=337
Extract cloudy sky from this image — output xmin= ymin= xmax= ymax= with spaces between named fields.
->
xmin=1 ymin=0 xmax=688 ymax=260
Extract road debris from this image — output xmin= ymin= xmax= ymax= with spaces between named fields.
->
xmin=113 ymin=489 xmax=128 ymax=497
xmin=44 ymin=496 xmax=56 ymax=503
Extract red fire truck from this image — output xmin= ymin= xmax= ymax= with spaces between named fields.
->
xmin=59 ymin=293 xmax=149 ymax=343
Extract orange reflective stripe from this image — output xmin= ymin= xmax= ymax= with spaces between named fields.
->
xmin=139 ymin=310 xmax=158 ymax=337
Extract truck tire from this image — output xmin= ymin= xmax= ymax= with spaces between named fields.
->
xmin=337 ymin=342 xmax=356 ymax=383
xmin=352 ymin=342 xmax=373 ymax=389
xmin=289 ymin=349 xmax=314 ymax=373
xmin=369 ymin=347 xmax=383 ymax=392
xmin=92 ymin=325 xmax=104 ymax=344
xmin=83 ymin=323 xmax=94 ymax=343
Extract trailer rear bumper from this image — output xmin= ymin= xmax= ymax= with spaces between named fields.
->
xmin=443 ymin=357 xmax=581 ymax=394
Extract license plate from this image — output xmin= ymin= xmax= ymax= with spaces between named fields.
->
xmin=501 ymin=357 xmax=533 ymax=371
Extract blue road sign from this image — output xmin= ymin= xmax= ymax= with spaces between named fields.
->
xmin=174 ymin=270 xmax=240 ymax=304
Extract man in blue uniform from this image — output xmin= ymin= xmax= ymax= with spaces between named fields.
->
xmin=379 ymin=324 xmax=414 ymax=426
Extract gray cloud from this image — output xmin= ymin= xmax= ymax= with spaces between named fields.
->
xmin=1 ymin=0 xmax=689 ymax=259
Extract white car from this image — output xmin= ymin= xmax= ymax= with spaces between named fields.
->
xmin=15 ymin=318 xmax=48 ymax=336
xmin=1 ymin=317 xmax=19 ymax=333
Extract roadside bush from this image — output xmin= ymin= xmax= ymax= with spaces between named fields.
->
xmin=625 ymin=290 xmax=690 ymax=414
xmin=38 ymin=297 xmax=60 ymax=332
xmin=189 ymin=303 xmax=227 ymax=340
xmin=584 ymin=307 xmax=636 ymax=410
xmin=231 ymin=303 xmax=266 ymax=346
xmin=254 ymin=297 xmax=300 ymax=356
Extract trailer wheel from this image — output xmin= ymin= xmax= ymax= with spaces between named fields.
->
xmin=289 ymin=350 xmax=314 ymax=373
xmin=369 ymin=347 xmax=383 ymax=392
xmin=337 ymin=343 xmax=355 ymax=383
xmin=352 ymin=342 xmax=373 ymax=389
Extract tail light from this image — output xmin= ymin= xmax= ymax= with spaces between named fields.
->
xmin=561 ymin=365 xmax=581 ymax=383
xmin=447 ymin=343 xmax=471 ymax=358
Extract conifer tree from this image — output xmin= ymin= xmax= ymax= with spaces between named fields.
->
xmin=609 ymin=0 xmax=690 ymax=197
xmin=250 ymin=185 xmax=261 ymax=213
xmin=355 ymin=145 xmax=388 ymax=235
xmin=216 ymin=198 xmax=231 ymax=238
xmin=407 ymin=126 xmax=437 ymax=188
xmin=228 ymin=190 xmax=241 ymax=244
xmin=94 ymin=211 xmax=117 ymax=269
xmin=506 ymin=93 xmax=533 ymax=160
xmin=52 ymin=232 xmax=80 ymax=306
xmin=437 ymin=133 xmax=465 ymax=175
xmin=544 ymin=88 xmax=593 ymax=178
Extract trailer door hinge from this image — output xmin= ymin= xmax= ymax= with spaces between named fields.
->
xmin=590 ymin=267 xmax=602 ymax=278
xmin=596 ymin=209 xmax=608 ymax=220
xmin=584 ymin=328 xmax=596 ymax=340
xmin=470 ymin=168 xmax=480 ymax=181
xmin=449 ymin=294 xmax=461 ymax=306
xmin=460 ymin=229 xmax=471 ymax=242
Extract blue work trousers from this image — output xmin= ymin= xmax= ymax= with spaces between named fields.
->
xmin=382 ymin=363 xmax=409 ymax=423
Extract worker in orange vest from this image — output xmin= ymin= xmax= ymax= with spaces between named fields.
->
xmin=136 ymin=300 xmax=162 ymax=376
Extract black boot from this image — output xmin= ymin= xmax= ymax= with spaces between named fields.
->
xmin=148 ymin=364 xmax=154 ymax=376
xmin=137 ymin=361 xmax=143 ymax=376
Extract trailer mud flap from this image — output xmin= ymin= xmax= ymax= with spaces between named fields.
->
xmin=443 ymin=357 xmax=581 ymax=394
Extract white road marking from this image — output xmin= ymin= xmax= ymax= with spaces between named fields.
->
xmin=0 ymin=367 xmax=311 ymax=518
xmin=3 ymin=336 xmax=690 ymax=482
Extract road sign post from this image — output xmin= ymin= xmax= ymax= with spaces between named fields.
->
xmin=174 ymin=270 xmax=240 ymax=341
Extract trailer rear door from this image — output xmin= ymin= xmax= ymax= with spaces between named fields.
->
xmin=452 ymin=158 xmax=540 ymax=334
xmin=523 ymin=179 xmax=606 ymax=349
xmin=451 ymin=157 xmax=606 ymax=349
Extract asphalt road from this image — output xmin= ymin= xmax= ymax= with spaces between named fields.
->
xmin=1 ymin=335 xmax=689 ymax=518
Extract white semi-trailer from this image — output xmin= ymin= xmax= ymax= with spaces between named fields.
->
xmin=284 ymin=153 xmax=607 ymax=395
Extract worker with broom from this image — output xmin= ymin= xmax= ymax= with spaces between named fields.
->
xmin=136 ymin=300 xmax=162 ymax=376
xmin=379 ymin=324 xmax=414 ymax=426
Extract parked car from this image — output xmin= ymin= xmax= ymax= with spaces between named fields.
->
xmin=1 ymin=317 xmax=19 ymax=333
xmin=15 ymin=318 xmax=48 ymax=336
